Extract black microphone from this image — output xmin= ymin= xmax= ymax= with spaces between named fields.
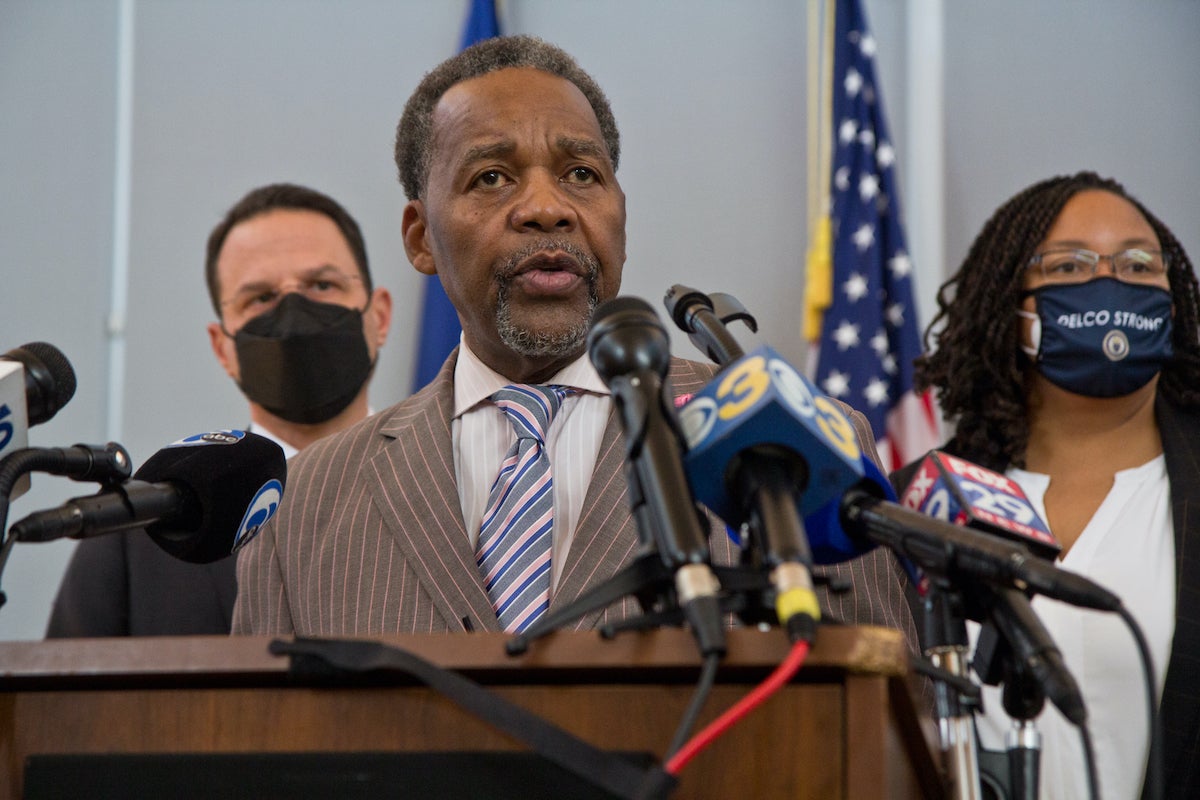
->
xmin=587 ymin=296 xmax=725 ymax=656
xmin=10 ymin=430 xmax=286 ymax=564
xmin=663 ymin=284 xmax=748 ymax=366
xmin=840 ymin=488 xmax=1120 ymax=611
xmin=1 ymin=342 xmax=78 ymax=502
xmin=1 ymin=342 xmax=77 ymax=427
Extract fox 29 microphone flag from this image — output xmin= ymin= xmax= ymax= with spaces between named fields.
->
xmin=410 ymin=0 xmax=502 ymax=391
xmin=804 ymin=0 xmax=940 ymax=470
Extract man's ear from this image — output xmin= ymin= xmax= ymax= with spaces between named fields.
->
xmin=402 ymin=200 xmax=436 ymax=276
xmin=366 ymin=286 xmax=394 ymax=349
xmin=206 ymin=321 xmax=239 ymax=381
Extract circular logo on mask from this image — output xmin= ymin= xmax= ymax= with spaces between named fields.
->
xmin=1103 ymin=329 xmax=1130 ymax=361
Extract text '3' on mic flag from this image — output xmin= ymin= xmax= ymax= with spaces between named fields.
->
xmin=410 ymin=0 xmax=502 ymax=392
xmin=803 ymin=0 xmax=940 ymax=471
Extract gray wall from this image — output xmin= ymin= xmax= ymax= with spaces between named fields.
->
xmin=2 ymin=0 xmax=1197 ymax=640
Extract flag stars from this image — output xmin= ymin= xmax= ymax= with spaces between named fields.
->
xmin=888 ymin=252 xmax=912 ymax=278
xmin=859 ymin=33 xmax=877 ymax=58
xmin=853 ymin=223 xmax=875 ymax=252
xmin=859 ymin=173 xmax=879 ymax=201
xmin=858 ymin=129 xmax=876 ymax=150
xmin=833 ymin=320 xmax=861 ymax=351
xmin=886 ymin=302 xmax=906 ymax=327
xmin=834 ymin=166 xmax=851 ymax=191
xmin=844 ymin=68 xmax=863 ymax=97
xmin=839 ymin=118 xmax=859 ymax=144
xmin=843 ymin=272 xmax=869 ymax=302
xmin=823 ymin=369 xmax=851 ymax=399
xmin=870 ymin=330 xmax=888 ymax=357
xmin=881 ymin=353 xmax=898 ymax=374
xmin=864 ymin=377 xmax=890 ymax=407
xmin=876 ymin=143 xmax=895 ymax=168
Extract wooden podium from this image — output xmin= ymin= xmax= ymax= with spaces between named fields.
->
xmin=0 ymin=626 xmax=943 ymax=799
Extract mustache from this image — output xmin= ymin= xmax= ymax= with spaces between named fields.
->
xmin=496 ymin=238 xmax=601 ymax=281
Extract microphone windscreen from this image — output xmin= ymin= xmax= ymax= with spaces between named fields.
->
xmin=135 ymin=430 xmax=286 ymax=563
xmin=587 ymin=296 xmax=672 ymax=381
xmin=2 ymin=341 xmax=77 ymax=425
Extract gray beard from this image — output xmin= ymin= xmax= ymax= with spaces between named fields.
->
xmin=494 ymin=240 xmax=601 ymax=358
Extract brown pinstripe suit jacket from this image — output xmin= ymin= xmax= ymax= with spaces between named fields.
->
xmin=233 ymin=351 xmax=918 ymax=648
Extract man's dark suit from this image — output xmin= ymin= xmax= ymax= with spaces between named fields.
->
xmin=46 ymin=537 xmax=235 ymax=636
xmin=233 ymin=351 xmax=918 ymax=644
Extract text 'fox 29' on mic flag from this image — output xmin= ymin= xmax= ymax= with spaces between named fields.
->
xmin=410 ymin=0 xmax=502 ymax=391
xmin=804 ymin=0 xmax=940 ymax=471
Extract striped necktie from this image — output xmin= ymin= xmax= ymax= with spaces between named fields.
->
xmin=475 ymin=384 xmax=572 ymax=633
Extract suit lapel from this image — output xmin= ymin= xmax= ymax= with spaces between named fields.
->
xmin=362 ymin=355 xmax=500 ymax=632
xmin=551 ymin=357 xmax=720 ymax=627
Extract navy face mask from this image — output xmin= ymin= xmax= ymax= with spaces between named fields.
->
xmin=1017 ymin=277 xmax=1173 ymax=398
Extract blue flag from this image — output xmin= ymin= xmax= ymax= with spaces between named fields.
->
xmin=411 ymin=0 xmax=501 ymax=391
xmin=812 ymin=0 xmax=939 ymax=469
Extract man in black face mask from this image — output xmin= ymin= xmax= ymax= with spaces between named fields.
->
xmin=46 ymin=183 xmax=392 ymax=636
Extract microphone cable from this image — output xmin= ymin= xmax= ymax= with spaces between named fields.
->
xmin=664 ymin=638 xmax=811 ymax=777
xmin=663 ymin=650 xmax=722 ymax=763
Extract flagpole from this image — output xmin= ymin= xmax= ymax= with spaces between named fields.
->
xmin=905 ymin=0 xmax=944 ymax=334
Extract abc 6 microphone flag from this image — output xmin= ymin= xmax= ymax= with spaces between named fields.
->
xmin=677 ymin=344 xmax=866 ymax=527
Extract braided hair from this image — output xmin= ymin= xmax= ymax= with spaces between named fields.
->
xmin=915 ymin=171 xmax=1200 ymax=471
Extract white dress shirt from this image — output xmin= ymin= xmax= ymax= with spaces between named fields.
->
xmin=451 ymin=341 xmax=611 ymax=594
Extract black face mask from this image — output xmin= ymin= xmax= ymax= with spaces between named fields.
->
xmin=232 ymin=293 xmax=373 ymax=424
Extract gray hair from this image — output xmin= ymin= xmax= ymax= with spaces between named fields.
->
xmin=394 ymin=35 xmax=620 ymax=201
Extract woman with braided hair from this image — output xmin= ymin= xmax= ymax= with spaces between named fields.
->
xmin=906 ymin=171 xmax=1200 ymax=799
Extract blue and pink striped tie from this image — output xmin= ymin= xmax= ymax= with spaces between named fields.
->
xmin=476 ymin=384 xmax=571 ymax=633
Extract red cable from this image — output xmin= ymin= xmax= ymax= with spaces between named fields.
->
xmin=664 ymin=638 xmax=811 ymax=776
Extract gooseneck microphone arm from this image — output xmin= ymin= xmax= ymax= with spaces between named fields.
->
xmin=0 ymin=441 xmax=134 ymax=610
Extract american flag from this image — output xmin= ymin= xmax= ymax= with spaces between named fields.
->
xmin=810 ymin=0 xmax=940 ymax=470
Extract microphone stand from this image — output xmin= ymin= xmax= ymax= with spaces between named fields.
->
xmin=922 ymin=581 xmax=986 ymax=800
xmin=973 ymin=611 xmax=1046 ymax=800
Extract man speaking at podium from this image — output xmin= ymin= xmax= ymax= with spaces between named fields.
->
xmin=47 ymin=183 xmax=393 ymax=636
xmin=233 ymin=36 xmax=916 ymax=646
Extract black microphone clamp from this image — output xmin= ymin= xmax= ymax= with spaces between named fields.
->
xmin=0 ymin=442 xmax=133 ymax=501
xmin=663 ymin=284 xmax=753 ymax=366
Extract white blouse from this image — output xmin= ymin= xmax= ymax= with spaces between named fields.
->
xmin=969 ymin=455 xmax=1175 ymax=800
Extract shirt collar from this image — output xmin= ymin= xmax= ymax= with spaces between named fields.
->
xmin=246 ymin=422 xmax=300 ymax=460
xmin=452 ymin=337 xmax=609 ymax=420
